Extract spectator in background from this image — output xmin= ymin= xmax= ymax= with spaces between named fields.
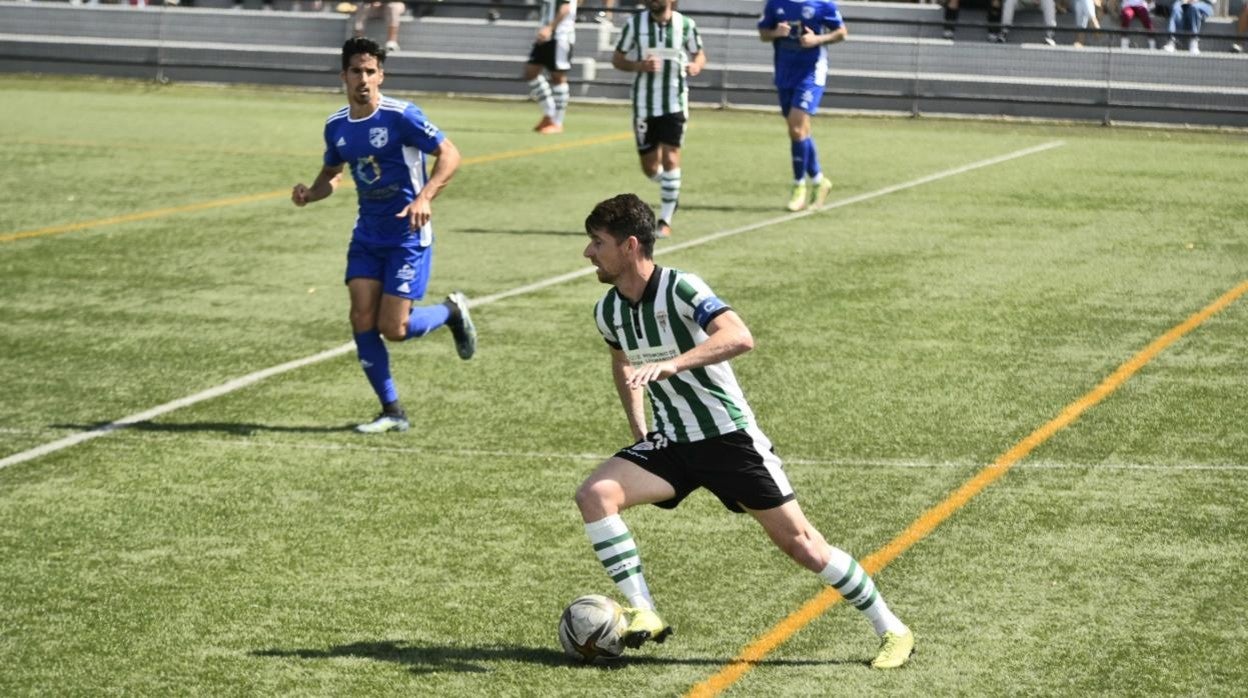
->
xmin=1116 ymin=0 xmax=1157 ymax=49
xmin=1071 ymin=0 xmax=1101 ymax=47
xmin=1231 ymin=1 xmax=1247 ymax=52
xmin=595 ymin=0 xmax=616 ymax=23
xmin=998 ymin=0 xmax=1058 ymax=44
xmin=524 ymin=0 xmax=577 ymax=134
xmin=1162 ymin=0 xmax=1215 ymax=53
xmin=943 ymin=0 xmax=1005 ymax=42
xmin=354 ymin=1 xmax=406 ymax=53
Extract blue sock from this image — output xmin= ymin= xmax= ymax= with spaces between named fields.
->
xmin=405 ymin=303 xmax=451 ymax=340
xmin=354 ymin=330 xmax=398 ymax=405
xmin=790 ymin=139 xmax=807 ymax=182
xmin=805 ymin=138 xmax=822 ymax=181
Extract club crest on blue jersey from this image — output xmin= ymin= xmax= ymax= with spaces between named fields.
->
xmin=802 ymin=5 xmax=815 ymax=18
xmin=369 ymin=127 xmax=389 ymax=149
xmin=354 ymin=155 xmax=382 ymax=185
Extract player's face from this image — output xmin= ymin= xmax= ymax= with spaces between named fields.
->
xmin=584 ymin=228 xmax=629 ymax=284
xmin=646 ymin=0 xmax=671 ymax=15
xmin=342 ymin=53 xmax=384 ymax=110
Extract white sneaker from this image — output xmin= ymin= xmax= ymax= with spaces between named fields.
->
xmin=1162 ymin=39 xmax=1176 ymax=52
xmin=385 ymin=40 xmax=400 ymax=52
xmin=1043 ymin=36 xmax=1057 ymax=47
xmin=1232 ymin=43 xmax=1244 ymax=53
xmin=355 ymin=412 xmax=410 ymax=434
xmin=1120 ymin=37 xmax=1130 ymax=49
xmin=1188 ymin=38 xmax=1199 ymax=54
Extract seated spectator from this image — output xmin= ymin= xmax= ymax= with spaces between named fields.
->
xmin=1116 ymin=0 xmax=1157 ymax=49
xmin=999 ymin=0 xmax=1058 ymax=45
xmin=353 ymin=1 xmax=407 ymax=53
xmin=1232 ymin=1 xmax=1247 ymax=52
xmin=1162 ymin=0 xmax=1215 ymax=53
xmin=1071 ymin=0 xmax=1101 ymax=47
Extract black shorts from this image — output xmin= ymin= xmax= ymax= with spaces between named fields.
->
xmin=615 ymin=429 xmax=796 ymax=513
xmin=527 ymin=38 xmax=573 ymax=73
xmin=634 ymin=113 xmax=687 ymax=153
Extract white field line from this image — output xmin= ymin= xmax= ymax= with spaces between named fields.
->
xmin=73 ymin=435 xmax=1248 ymax=472
xmin=0 ymin=141 xmax=1065 ymax=473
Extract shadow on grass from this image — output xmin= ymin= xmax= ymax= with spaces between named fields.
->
xmin=52 ymin=421 xmax=356 ymax=436
xmin=451 ymin=227 xmax=583 ymax=237
xmin=676 ymin=203 xmax=780 ymax=213
xmin=251 ymin=639 xmax=858 ymax=675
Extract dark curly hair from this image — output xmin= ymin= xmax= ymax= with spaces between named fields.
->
xmin=584 ymin=194 xmax=657 ymax=259
xmin=341 ymin=36 xmax=386 ymax=70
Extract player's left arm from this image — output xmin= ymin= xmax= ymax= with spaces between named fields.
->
xmin=686 ymin=25 xmax=707 ymax=77
xmin=799 ymin=23 xmax=847 ymax=47
xmin=626 ymin=310 xmax=754 ymax=389
xmin=537 ymin=0 xmax=571 ymax=42
xmin=397 ymin=136 xmax=460 ymax=231
xmin=800 ymin=4 xmax=848 ymax=48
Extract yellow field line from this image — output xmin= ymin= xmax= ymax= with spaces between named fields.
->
xmin=0 ymin=132 xmax=630 ymax=244
xmin=687 ymin=279 xmax=1248 ymax=698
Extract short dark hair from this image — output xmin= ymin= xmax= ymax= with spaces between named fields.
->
xmin=342 ymin=37 xmax=386 ymax=70
xmin=585 ymin=194 xmax=657 ymax=258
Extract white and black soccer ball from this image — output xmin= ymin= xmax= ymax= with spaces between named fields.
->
xmin=557 ymin=594 xmax=627 ymax=663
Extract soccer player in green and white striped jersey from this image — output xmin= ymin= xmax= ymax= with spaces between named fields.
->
xmin=612 ymin=0 xmax=706 ymax=238
xmin=524 ymin=0 xmax=577 ymax=134
xmin=574 ymin=194 xmax=915 ymax=669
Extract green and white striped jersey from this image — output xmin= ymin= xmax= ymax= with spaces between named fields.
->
xmin=594 ymin=266 xmax=756 ymax=443
xmin=615 ymin=10 xmax=703 ymax=119
xmin=539 ymin=0 xmax=577 ymax=43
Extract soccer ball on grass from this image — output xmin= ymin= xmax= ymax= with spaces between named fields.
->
xmin=557 ymin=594 xmax=627 ymax=663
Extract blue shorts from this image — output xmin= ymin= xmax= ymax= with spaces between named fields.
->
xmin=345 ymin=238 xmax=432 ymax=300
xmin=777 ymin=77 xmax=825 ymax=117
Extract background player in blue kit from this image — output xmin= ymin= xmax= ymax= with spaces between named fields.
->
xmin=292 ymin=37 xmax=477 ymax=434
xmin=758 ymin=0 xmax=847 ymax=212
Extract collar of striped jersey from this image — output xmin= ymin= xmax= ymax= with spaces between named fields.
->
xmin=623 ymin=265 xmax=664 ymax=307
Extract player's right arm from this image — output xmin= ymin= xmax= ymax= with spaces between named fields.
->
xmin=610 ymin=347 xmax=648 ymax=442
xmin=613 ymin=49 xmax=661 ymax=73
xmin=757 ymin=0 xmax=791 ymax=41
xmin=291 ymin=164 xmax=343 ymax=207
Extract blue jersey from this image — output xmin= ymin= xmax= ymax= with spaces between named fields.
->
xmin=757 ymin=0 xmax=844 ymax=89
xmin=323 ymin=95 xmax=445 ymax=246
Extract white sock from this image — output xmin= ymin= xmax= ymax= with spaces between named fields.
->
xmin=585 ymin=515 xmax=654 ymax=610
xmin=819 ymin=547 xmax=907 ymax=636
xmin=658 ymin=168 xmax=681 ymax=224
xmin=551 ymin=82 xmax=569 ymax=125
xmin=527 ymin=76 xmax=555 ymax=118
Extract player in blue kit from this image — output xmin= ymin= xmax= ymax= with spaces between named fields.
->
xmin=758 ymin=0 xmax=847 ymax=212
xmin=292 ymin=37 xmax=477 ymax=434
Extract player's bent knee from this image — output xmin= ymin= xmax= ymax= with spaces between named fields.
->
xmin=575 ymin=478 xmax=622 ymax=518
xmin=378 ymin=320 xmax=407 ymax=342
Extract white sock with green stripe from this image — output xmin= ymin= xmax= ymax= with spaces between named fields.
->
xmin=551 ymin=82 xmax=569 ymax=124
xmin=585 ymin=514 xmax=654 ymax=610
xmin=658 ymin=168 xmax=681 ymax=223
xmin=819 ymin=547 xmax=907 ymax=636
xmin=528 ymin=76 xmax=555 ymax=117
